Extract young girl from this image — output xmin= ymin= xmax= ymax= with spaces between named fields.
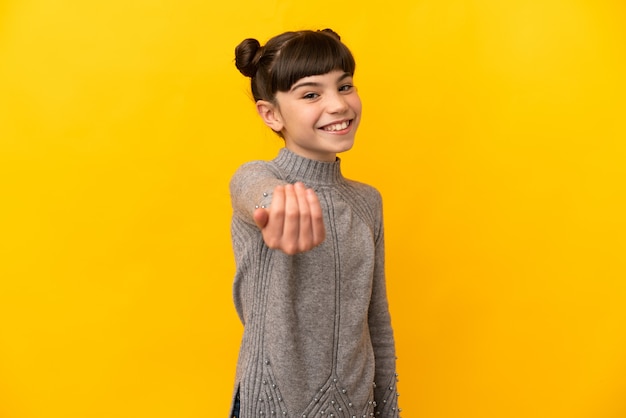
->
xmin=230 ymin=29 xmax=400 ymax=418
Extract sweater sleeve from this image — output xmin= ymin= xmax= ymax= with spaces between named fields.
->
xmin=368 ymin=196 xmax=400 ymax=417
xmin=229 ymin=161 xmax=288 ymax=223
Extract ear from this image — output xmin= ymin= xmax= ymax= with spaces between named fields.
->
xmin=256 ymin=100 xmax=284 ymax=133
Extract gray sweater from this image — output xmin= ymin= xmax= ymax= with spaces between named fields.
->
xmin=229 ymin=148 xmax=399 ymax=418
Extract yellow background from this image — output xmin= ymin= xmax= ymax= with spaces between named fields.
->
xmin=1 ymin=1 xmax=625 ymax=417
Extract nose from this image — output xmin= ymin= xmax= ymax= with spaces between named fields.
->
xmin=326 ymin=92 xmax=349 ymax=114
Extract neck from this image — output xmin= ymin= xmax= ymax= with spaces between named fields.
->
xmin=273 ymin=148 xmax=344 ymax=186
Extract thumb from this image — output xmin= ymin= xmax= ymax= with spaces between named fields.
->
xmin=253 ymin=207 xmax=269 ymax=230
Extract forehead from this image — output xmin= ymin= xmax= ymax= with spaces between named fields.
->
xmin=289 ymin=70 xmax=352 ymax=90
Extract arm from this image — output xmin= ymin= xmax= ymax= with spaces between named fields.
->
xmin=368 ymin=199 xmax=400 ymax=417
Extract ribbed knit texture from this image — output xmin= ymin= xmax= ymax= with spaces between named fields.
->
xmin=229 ymin=148 xmax=399 ymax=418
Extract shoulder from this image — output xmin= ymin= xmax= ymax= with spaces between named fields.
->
xmin=343 ymin=178 xmax=383 ymax=205
xmin=230 ymin=159 xmax=281 ymax=187
xmin=231 ymin=159 xmax=275 ymax=180
xmin=339 ymin=178 xmax=384 ymax=239
xmin=340 ymin=178 xmax=384 ymax=222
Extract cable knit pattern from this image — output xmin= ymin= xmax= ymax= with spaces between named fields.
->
xmin=229 ymin=148 xmax=400 ymax=418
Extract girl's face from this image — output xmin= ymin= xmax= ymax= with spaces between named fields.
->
xmin=258 ymin=70 xmax=362 ymax=162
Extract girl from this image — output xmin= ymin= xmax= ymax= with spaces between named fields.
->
xmin=230 ymin=29 xmax=400 ymax=418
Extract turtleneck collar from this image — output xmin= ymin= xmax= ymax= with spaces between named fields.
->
xmin=273 ymin=148 xmax=345 ymax=186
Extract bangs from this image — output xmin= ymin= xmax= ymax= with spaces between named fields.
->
xmin=272 ymin=32 xmax=356 ymax=92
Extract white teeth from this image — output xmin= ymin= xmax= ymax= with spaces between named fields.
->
xmin=323 ymin=121 xmax=350 ymax=131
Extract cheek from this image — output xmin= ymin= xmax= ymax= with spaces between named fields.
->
xmin=297 ymin=108 xmax=322 ymax=125
xmin=348 ymin=90 xmax=362 ymax=106
xmin=350 ymin=95 xmax=363 ymax=116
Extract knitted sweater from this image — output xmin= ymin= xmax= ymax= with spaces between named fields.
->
xmin=229 ymin=148 xmax=399 ymax=418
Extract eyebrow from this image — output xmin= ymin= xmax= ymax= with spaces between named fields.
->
xmin=290 ymin=72 xmax=352 ymax=92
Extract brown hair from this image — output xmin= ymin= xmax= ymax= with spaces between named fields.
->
xmin=234 ymin=29 xmax=356 ymax=103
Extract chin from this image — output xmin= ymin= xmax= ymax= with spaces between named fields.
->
xmin=337 ymin=138 xmax=356 ymax=152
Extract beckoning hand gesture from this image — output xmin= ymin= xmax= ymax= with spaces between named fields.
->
xmin=253 ymin=182 xmax=326 ymax=255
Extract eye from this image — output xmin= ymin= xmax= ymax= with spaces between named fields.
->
xmin=339 ymin=84 xmax=354 ymax=92
xmin=302 ymin=92 xmax=319 ymax=100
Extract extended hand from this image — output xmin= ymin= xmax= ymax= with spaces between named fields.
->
xmin=253 ymin=182 xmax=326 ymax=255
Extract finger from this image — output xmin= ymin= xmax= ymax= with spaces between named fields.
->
xmin=280 ymin=184 xmax=300 ymax=253
xmin=294 ymin=183 xmax=313 ymax=250
xmin=253 ymin=207 xmax=269 ymax=229
xmin=306 ymin=188 xmax=326 ymax=246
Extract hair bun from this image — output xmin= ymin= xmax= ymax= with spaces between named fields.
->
xmin=318 ymin=28 xmax=340 ymax=41
xmin=235 ymin=38 xmax=262 ymax=78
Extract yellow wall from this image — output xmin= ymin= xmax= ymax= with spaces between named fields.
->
xmin=1 ymin=1 xmax=625 ymax=417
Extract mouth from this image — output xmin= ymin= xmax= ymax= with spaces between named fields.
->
xmin=320 ymin=119 xmax=352 ymax=132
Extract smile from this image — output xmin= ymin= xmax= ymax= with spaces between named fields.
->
xmin=321 ymin=120 xmax=351 ymax=132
